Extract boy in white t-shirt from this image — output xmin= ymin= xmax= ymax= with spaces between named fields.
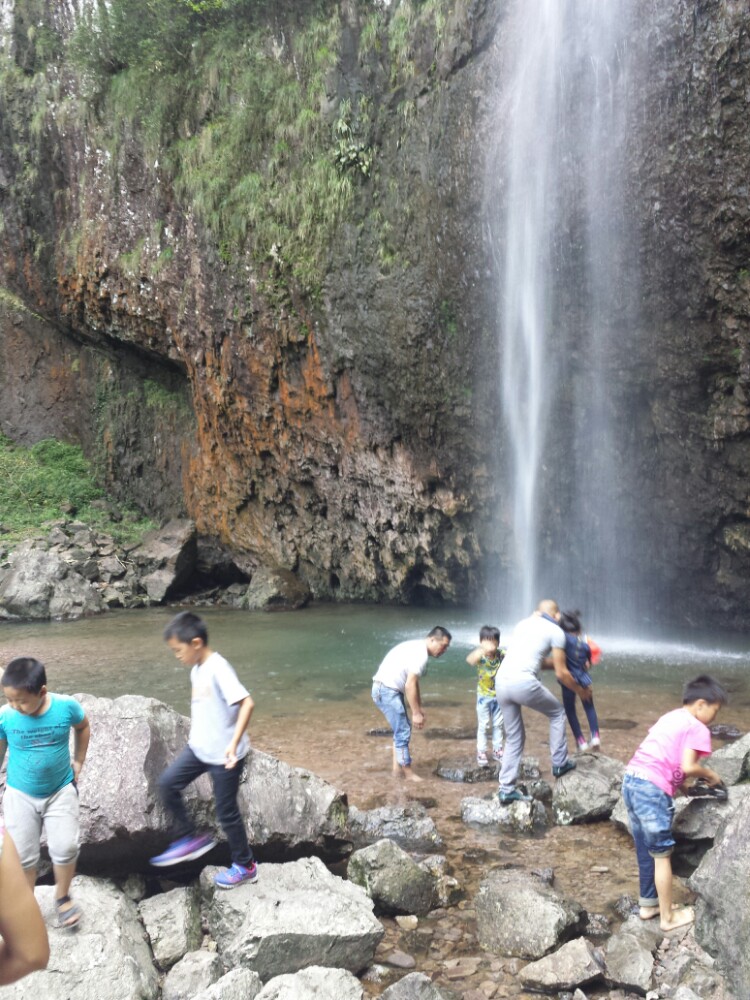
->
xmin=371 ymin=626 xmax=452 ymax=781
xmin=622 ymin=674 xmax=727 ymax=932
xmin=150 ymin=612 xmax=257 ymax=888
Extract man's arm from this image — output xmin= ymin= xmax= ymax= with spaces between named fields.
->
xmin=224 ymin=695 xmax=255 ymax=769
xmin=681 ymin=747 xmax=722 ymax=787
xmin=466 ymin=648 xmax=483 ymax=666
xmin=550 ymin=648 xmax=592 ymax=701
xmin=72 ymin=717 xmax=90 ymax=782
xmin=404 ymin=674 xmax=425 ymax=729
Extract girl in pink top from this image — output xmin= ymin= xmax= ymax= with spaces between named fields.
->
xmin=621 ymin=675 xmax=727 ymax=932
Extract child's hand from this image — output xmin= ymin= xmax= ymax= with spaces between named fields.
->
xmin=72 ymin=760 xmax=83 ymax=781
xmin=412 ymin=710 xmax=425 ymax=730
xmin=579 ymin=686 xmax=593 ymax=702
xmin=704 ymin=768 xmax=723 ymax=787
xmin=224 ymin=747 xmax=239 ymax=769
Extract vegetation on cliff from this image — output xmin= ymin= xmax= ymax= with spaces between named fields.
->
xmin=0 ymin=436 xmax=154 ymax=543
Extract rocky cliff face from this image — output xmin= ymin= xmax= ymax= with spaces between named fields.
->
xmin=0 ymin=0 xmax=749 ymax=624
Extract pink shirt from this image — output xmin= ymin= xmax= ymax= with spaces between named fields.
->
xmin=627 ymin=707 xmax=712 ymax=796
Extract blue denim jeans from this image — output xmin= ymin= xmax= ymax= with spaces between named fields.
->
xmin=622 ymin=772 xmax=675 ymax=907
xmin=476 ymin=694 xmax=504 ymax=753
xmin=158 ymin=745 xmax=254 ymax=866
xmin=372 ymin=682 xmax=412 ymax=766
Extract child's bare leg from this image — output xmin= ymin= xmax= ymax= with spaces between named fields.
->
xmin=392 ymin=747 xmax=401 ymax=775
xmin=401 ymin=765 xmax=423 ymax=782
xmin=654 ymin=856 xmax=693 ymax=931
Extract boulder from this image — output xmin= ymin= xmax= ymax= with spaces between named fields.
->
xmin=348 ymin=803 xmax=443 ymax=852
xmin=690 ymin=788 xmax=750 ymax=998
xmin=254 ymin=966 xmax=364 ymax=999
xmin=603 ymin=925 xmax=656 ymax=994
xmin=0 ymin=877 xmax=159 ymax=999
xmin=461 ymin=794 xmax=549 ymax=833
xmin=202 ymin=856 xmax=384 ymax=981
xmin=238 ymin=747 xmax=351 ymax=861
xmin=129 ymin=518 xmax=197 ymax=601
xmin=138 ymin=886 xmax=202 ymax=970
xmin=474 ymin=867 xmax=586 ymax=959
xmin=551 ymin=753 xmax=625 ymax=825
xmin=519 ymin=937 xmax=605 ymax=991
xmin=242 ymin=566 xmax=311 ymax=611
xmin=379 ymin=972 xmax=461 ymax=999
xmin=192 ymin=968 xmax=263 ymax=1000
xmin=418 ymin=854 xmax=462 ymax=908
xmin=709 ymin=732 xmax=750 ymax=785
xmin=66 ymin=695 xmax=349 ymax=872
xmin=348 ymin=838 xmax=437 ymax=916
xmin=0 ymin=540 xmax=103 ymax=621
xmin=162 ymin=951 xmax=224 ymax=1000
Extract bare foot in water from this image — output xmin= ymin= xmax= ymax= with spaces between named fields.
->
xmin=661 ymin=906 xmax=694 ymax=932
xmin=640 ymin=903 xmax=680 ymax=920
xmin=402 ymin=766 xmax=423 ymax=782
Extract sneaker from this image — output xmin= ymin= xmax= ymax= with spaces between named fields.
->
xmin=492 ymin=747 xmax=504 ymax=761
xmin=577 ymin=736 xmax=590 ymax=751
xmin=497 ymin=789 xmax=532 ymax=804
xmin=552 ymin=759 xmax=577 ymax=778
xmin=685 ymin=781 xmax=728 ymax=801
xmin=476 ymin=751 xmax=489 ymax=766
xmin=590 ymin=733 xmax=601 ymax=748
xmin=150 ymin=833 xmax=217 ymax=867
xmin=214 ymin=862 xmax=259 ymax=888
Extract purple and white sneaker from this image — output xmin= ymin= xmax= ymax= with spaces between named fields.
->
xmin=149 ymin=833 xmax=217 ymax=867
xmin=214 ymin=861 xmax=259 ymax=889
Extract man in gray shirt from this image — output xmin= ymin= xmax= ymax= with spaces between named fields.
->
xmin=495 ymin=599 xmax=592 ymax=803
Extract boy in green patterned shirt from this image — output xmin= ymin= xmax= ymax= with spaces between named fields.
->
xmin=466 ymin=626 xmax=506 ymax=766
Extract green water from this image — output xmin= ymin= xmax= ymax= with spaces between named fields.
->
xmin=1 ymin=605 xmax=749 ymax=720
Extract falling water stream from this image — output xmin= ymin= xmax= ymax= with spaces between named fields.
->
xmin=488 ymin=1 xmax=642 ymax=628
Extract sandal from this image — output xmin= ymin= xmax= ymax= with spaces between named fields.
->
xmin=685 ymin=781 xmax=728 ymax=801
xmin=55 ymin=894 xmax=82 ymax=930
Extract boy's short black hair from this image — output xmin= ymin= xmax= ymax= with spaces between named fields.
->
xmin=428 ymin=625 xmax=452 ymax=642
xmin=164 ymin=611 xmax=209 ymax=645
xmin=559 ymin=610 xmax=582 ymax=634
xmin=479 ymin=625 xmax=501 ymax=644
xmin=2 ymin=657 xmax=47 ymax=693
xmin=683 ymin=674 xmax=728 ymax=706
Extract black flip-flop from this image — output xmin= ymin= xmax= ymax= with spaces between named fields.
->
xmin=685 ymin=781 xmax=728 ymax=801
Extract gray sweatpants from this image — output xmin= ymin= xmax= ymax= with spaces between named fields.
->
xmin=496 ymin=674 xmax=568 ymax=794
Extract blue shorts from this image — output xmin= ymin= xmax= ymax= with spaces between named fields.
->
xmin=622 ymin=772 xmax=675 ymax=857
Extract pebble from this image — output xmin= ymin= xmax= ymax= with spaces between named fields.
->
xmin=386 ymin=950 xmax=416 ymax=969
xmin=395 ymin=915 xmax=419 ymax=930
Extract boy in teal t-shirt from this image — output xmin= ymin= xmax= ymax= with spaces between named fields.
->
xmin=0 ymin=657 xmax=90 ymax=930
xmin=466 ymin=625 xmax=506 ymax=766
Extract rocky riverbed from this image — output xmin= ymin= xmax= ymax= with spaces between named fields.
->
xmin=3 ymin=687 xmax=748 ymax=999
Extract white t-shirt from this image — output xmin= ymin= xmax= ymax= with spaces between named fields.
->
xmin=373 ymin=639 xmax=429 ymax=692
xmin=501 ymin=614 xmax=566 ymax=680
xmin=189 ymin=652 xmax=251 ymax=765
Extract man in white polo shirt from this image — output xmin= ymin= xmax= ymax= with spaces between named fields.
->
xmin=372 ymin=626 xmax=452 ymax=781
xmin=495 ymin=599 xmax=591 ymax=803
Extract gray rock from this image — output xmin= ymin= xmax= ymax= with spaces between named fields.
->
xmin=604 ymin=930 xmax=655 ymax=994
xmin=70 ymin=694 xmax=349 ymax=871
xmin=139 ymin=885 xmax=202 ymax=970
xmin=162 ymin=950 xmax=224 ymax=1000
xmin=242 ymin=565 xmax=311 ymax=611
xmin=0 ymin=540 xmax=103 ymax=621
xmin=434 ymin=758 xmax=497 ymax=782
xmin=239 ymin=746 xmax=351 ymax=861
xmin=254 ymin=966 xmax=363 ymax=999
xmin=348 ymin=838 xmax=436 ymax=916
xmin=519 ymin=937 xmax=605 ymax=991
xmin=130 ymin=518 xmax=197 ymax=601
xmin=379 ymin=971 xmax=461 ymax=999
xmin=203 ymin=856 xmax=383 ymax=981
xmin=461 ymin=794 xmax=549 ymax=832
xmin=690 ymin=788 xmax=750 ymax=998
xmin=551 ymin=753 xmax=625 ymax=825
xmin=474 ymin=867 xmax=586 ymax=959
xmin=192 ymin=968 xmax=263 ymax=1000
xmin=348 ymin=802 xmax=443 ymax=852
xmin=0 ymin=877 xmax=159 ymax=999
xmin=670 ymin=988 xmax=703 ymax=1000
xmin=708 ymin=732 xmax=750 ymax=785
xmin=418 ymin=854 xmax=462 ymax=908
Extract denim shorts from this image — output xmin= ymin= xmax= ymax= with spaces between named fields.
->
xmin=622 ymin=772 xmax=675 ymax=857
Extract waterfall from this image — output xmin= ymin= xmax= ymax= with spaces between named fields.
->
xmin=487 ymin=1 xmax=641 ymax=627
